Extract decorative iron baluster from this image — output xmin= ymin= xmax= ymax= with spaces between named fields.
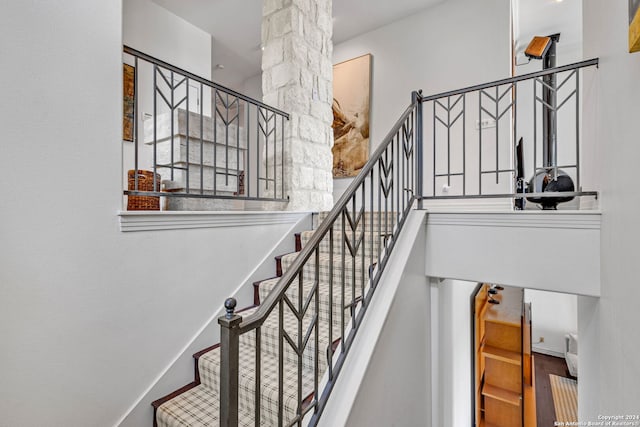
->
xmin=479 ymin=83 xmax=514 ymax=185
xmin=433 ymin=94 xmax=464 ymax=193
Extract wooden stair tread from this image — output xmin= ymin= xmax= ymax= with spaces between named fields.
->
xmin=482 ymin=383 xmax=521 ymax=406
xmin=483 ymin=345 xmax=521 ymax=365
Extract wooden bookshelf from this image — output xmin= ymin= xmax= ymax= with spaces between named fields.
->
xmin=473 ymin=284 xmax=536 ymax=427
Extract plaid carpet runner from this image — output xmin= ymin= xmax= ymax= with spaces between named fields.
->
xmin=155 ymin=212 xmax=393 ymax=426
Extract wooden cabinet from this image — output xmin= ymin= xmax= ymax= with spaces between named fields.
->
xmin=473 ymin=284 xmax=536 ymax=427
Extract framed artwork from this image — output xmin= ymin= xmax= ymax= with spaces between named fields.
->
xmin=630 ymin=0 xmax=640 ymax=52
xmin=123 ymin=64 xmax=135 ymax=141
xmin=332 ymin=54 xmax=372 ymax=178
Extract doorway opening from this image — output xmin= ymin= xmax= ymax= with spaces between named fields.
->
xmin=472 ymin=283 xmax=578 ymax=427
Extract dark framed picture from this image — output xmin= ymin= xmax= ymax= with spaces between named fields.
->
xmin=123 ymin=64 xmax=135 ymax=141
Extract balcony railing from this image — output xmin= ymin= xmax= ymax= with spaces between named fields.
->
xmin=419 ymin=58 xmax=599 ymax=209
xmin=122 ymin=46 xmax=289 ymax=211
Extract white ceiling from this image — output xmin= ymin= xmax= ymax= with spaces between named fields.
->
xmin=332 ymin=0 xmax=445 ymax=43
xmin=152 ymin=0 xmax=445 ymax=89
xmin=150 ymin=0 xmax=582 ymax=89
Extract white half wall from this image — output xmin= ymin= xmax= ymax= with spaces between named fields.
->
xmin=332 ymin=0 xmax=512 ymax=202
xmin=425 ymin=211 xmax=601 ymax=296
xmin=581 ymin=0 xmax=640 ymax=421
xmin=317 ymin=210 xmax=430 ymax=427
xmin=0 ymin=3 xmax=306 ymax=425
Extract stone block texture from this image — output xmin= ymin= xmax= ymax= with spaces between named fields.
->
xmin=262 ymin=0 xmax=334 ymax=211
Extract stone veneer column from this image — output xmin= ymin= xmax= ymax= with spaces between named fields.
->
xmin=262 ymin=0 xmax=334 ymax=211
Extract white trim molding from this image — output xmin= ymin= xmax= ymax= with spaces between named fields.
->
xmin=421 ymin=198 xmax=513 ymax=212
xmin=118 ymin=211 xmax=310 ymax=232
xmin=426 ymin=210 xmax=602 ymax=229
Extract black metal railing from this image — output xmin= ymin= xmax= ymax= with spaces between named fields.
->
xmin=419 ymin=58 xmax=599 ymax=207
xmin=123 ymin=46 xmax=289 ymax=209
xmin=219 ymin=93 xmax=421 ymax=426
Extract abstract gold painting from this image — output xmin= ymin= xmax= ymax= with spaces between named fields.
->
xmin=332 ymin=54 xmax=371 ymax=178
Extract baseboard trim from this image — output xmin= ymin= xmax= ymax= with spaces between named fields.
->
xmin=532 ymin=346 xmax=565 ymax=358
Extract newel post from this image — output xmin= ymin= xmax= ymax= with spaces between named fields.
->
xmin=219 ymin=297 xmax=241 ymax=427
xmin=412 ymin=90 xmax=424 ymax=209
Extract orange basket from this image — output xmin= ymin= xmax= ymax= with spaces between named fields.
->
xmin=127 ymin=169 xmax=161 ymax=210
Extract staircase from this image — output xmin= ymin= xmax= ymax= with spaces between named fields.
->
xmin=141 ymin=55 xmax=604 ymax=426
xmin=152 ymin=212 xmax=396 ymax=426
xmin=149 ymin=90 xmax=419 ymax=427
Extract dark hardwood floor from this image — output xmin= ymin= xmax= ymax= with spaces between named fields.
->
xmin=534 ymin=352 xmax=573 ymax=427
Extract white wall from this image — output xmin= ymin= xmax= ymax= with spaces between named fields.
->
xmin=242 ymin=72 xmax=263 ymax=101
xmin=524 ymin=289 xmax=577 ymax=357
xmin=433 ymin=279 xmax=477 ymax=427
xmin=122 ymin=0 xmax=213 ymax=121
xmin=332 ymin=0 xmax=512 ymax=202
xmin=123 ymin=0 xmax=211 ymax=78
xmin=123 ymin=0 xmax=213 ymax=184
xmin=118 ymin=213 xmax=311 ymax=427
xmin=0 ymin=3 xmax=306 ymax=426
xmin=577 ymin=295 xmax=600 ymax=421
xmin=580 ymin=0 xmax=640 ymax=421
